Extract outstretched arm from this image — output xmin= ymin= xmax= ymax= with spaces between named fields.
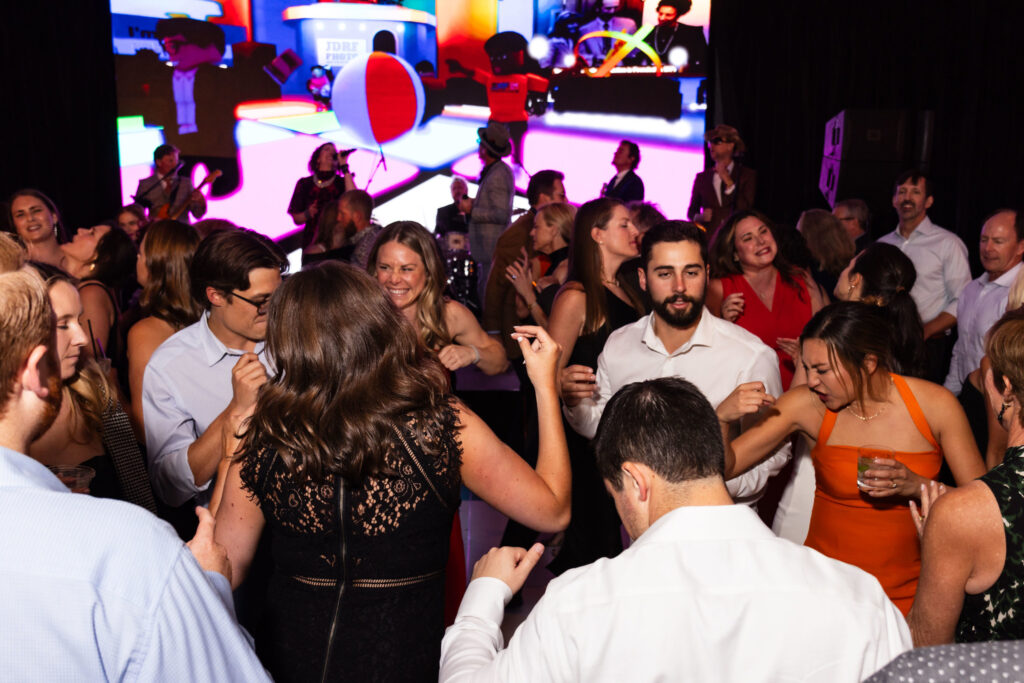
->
xmin=459 ymin=326 xmax=570 ymax=532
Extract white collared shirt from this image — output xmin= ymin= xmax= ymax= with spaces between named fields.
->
xmin=877 ymin=216 xmax=971 ymax=324
xmin=440 ymin=504 xmax=911 ymax=682
xmin=565 ymin=309 xmax=789 ymax=502
xmin=944 ymin=261 xmax=1023 ymax=393
xmin=172 ymin=67 xmax=199 ymax=135
xmin=712 ymin=160 xmax=736 ymax=203
xmin=142 ymin=312 xmax=268 ymax=506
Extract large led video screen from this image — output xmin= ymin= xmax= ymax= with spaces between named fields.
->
xmin=111 ymin=0 xmax=709 ymax=246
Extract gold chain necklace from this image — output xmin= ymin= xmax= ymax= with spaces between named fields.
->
xmin=846 ymin=376 xmax=895 ymax=421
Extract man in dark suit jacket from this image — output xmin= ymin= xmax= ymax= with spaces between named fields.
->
xmin=687 ymin=124 xmax=757 ymax=237
xmin=435 ymin=176 xmax=470 ymax=236
xmin=602 ymin=140 xmax=645 ymax=203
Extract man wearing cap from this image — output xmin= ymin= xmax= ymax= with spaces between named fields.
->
xmin=687 ymin=124 xmax=757 ymax=236
xmin=463 ymin=122 xmax=515 ymax=303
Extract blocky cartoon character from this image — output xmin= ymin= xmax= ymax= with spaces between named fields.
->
xmin=447 ymin=32 xmax=549 ymax=167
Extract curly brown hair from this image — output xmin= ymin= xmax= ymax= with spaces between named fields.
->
xmin=241 ymin=262 xmax=451 ymax=484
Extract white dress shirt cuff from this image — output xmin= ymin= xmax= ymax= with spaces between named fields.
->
xmin=152 ymin=446 xmax=210 ymax=507
xmin=456 ymin=577 xmax=513 ymax=622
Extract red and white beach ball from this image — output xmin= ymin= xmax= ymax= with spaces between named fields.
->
xmin=332 ymin=52 xmax=425 ymax=147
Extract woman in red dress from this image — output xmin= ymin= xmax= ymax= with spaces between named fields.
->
xmin=707 ymin=210 xmax=825 ymax=389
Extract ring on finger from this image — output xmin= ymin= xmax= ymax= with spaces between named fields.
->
xmin=891 ymin=481 xmax=897 ymax=489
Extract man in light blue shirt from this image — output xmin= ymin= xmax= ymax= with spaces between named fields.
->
xmin=142 ymin=229 xmax=287 ymax=507
xmin=0 ymin=269 xmax=269 ymax=681
xmin=944 ymin=210 xmax=1022 ymax=396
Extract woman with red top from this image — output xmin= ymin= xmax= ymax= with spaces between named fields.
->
xmin=707 ymin=209 xmax=825 ymax=389
xmin=719 ymin=302 xmax=985 ymax=614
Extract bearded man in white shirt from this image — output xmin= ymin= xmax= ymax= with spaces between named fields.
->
xmin=440 ymin=376 xmax=911 ymax=682
xmin=563 ymin=220 xmax=788 ymax=504
xmin=877 ymin=170 xmax=971 ymax=383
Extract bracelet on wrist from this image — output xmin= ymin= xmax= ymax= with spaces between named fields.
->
xmin=469 ymin=344 xmax=481 ymax=364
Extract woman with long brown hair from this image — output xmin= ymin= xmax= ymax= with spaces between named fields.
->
xmin=707 ymin=209 xmax=825 ymax=389
xmin=215 ymin=262 xmax=569 ymax=682
xmin=368 ymin=220 xmax=507 ymax=375
xmin=7 ymin=188 xmax=68 ymax=268
xmin=126 ymin=219 xmax=201 ymax=434
xmin=548 ymin=196 xmax=646 ymax=574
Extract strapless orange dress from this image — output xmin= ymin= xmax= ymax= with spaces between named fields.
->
xmin=804 ymin=374 xmax=941 ymax=615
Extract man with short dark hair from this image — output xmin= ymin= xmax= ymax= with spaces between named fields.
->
xmin=483 ymin=168 xmax=566 ymax=356
xmin=877 ymin=170 xmax=971 ymax=382
xmin=143 ymin=228 xmax=288 ymax=507
xmin=601 ymin=139 xmax=644 ymax=202
xmin=339 ymin=188 xmax=382 ymax=270
xmin=0 ymin=269 xmax=269 ymax=680
xmin=133 ymin=143 xmax=207 ymax=223
xmin=440 ymin=377 xmax=911 ymax=681
xmin=833 ymin=198 xmax=872 ymax=251
xmin=564 ymin=220 xmax=788 ymax=503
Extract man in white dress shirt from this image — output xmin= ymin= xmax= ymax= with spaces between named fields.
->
xmin=143 ymin=228 xmax=288 ymax=508
xmin=877 ymin=170 xmax=971 ymax=383
xmin=564 ymin=220 xmax=788 ymax=503
xmin=440 ymin=377 xmax=911 ymax=682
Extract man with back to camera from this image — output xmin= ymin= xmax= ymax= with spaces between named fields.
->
xmin=877 ymin=170 xmax=971 ymax=383
xmin=562 ymin=220 xmax=789 ymax=504
xmin=944 ymin=209 xmax=1023 ymax=458
xmin=464 ymin=122 xmax=516 ymax=301
xmin=440 ymin=376 xmax=911 ymax=681
xmin=143 ymin=228 xmax=288 ymax=510
xmin=833 ymin=197 xmax=872 ymax=252
xmin=133 ymin=143 xmax=207 ymax=223
xmin=601 ymin=139 xmax=645 ymax=203
xmin=0 ymin=269 xmax=269 ymax=680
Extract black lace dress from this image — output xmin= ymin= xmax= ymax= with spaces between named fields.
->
xmin=240 ymin=403 xmax=462 ymax=682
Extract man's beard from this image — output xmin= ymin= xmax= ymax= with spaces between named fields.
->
xmin=653 ymin=293 xmax=703 ymax=328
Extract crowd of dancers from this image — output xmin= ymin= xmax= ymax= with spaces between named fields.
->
xmin=2 ymin=120 xmax=1024 ymax=681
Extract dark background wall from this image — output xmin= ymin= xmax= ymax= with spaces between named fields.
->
xmin=709 ymin=0 xmax=1024 ymax=255
xmin=3 ymin=0 xmax=121 ymax=233
xmin=3 ymin=1 xmax=1022 ymax=252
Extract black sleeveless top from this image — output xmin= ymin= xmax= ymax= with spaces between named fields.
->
xmin=240 ymin=401 xmax=462 ymax=682
xmin=956 ymin=445 xmax=1024 ymax=642
xmin=568 ymin=286 xmax=642 ymax=368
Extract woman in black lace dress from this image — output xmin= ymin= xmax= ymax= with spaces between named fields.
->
xmin=909 ymin=308 xmax=1024 ymax=645
xmin=215 ymin=262 xmax=569 ymax=682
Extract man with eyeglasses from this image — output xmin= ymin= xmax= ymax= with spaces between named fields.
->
xmin=687 ymin=124 xmax=757 ymax=236
xmin=142 ymin=228 xmax=288 ymax=511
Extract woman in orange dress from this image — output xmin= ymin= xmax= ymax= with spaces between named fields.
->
xmin=718 ymin=302 xmax=985 ymax=613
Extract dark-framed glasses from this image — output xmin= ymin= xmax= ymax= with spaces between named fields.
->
xmin=230 ymin=291 xmax=271 ymax=314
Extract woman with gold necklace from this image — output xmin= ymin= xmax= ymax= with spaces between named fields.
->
xmin=718 ymin=301 xmax=985 ymax=614
xmin=547 ymin=197 xmax=646 ymax=574
xmin=287 ymin=142 xmax=355 ymax=248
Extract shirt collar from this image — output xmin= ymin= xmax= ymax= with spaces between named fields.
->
xmin=893 ymin=215 xmax=936 ymax=241
xmin=0 ymin=446 xmax=69 ymax=493
xmin=197 ymin=312 xmax=266 ymax=368
xmin=631 ymin=503 xmax=773 ymax=547
xmin=640 ymin=308 xmax=715 ymax=356
xmin=988 ymin=260 xmax=1024 ymax=287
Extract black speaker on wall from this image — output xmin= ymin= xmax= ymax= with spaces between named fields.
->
xmin=819 ymin=109 xmax=934 ymax=211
